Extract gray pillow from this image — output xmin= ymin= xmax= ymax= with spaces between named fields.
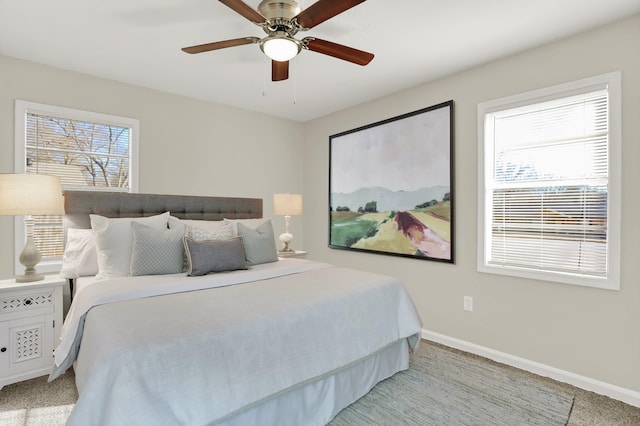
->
xmin=236 ymin=220 xmax=278 ymax=266
xmin=183 ymin=236 xmax=248 ymax=276
xmin=130 ymin=222 xmax=185 ymax=276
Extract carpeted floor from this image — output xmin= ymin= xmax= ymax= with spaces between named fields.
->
xmin=0 ymin=340 xmax=638 ymax=425
xmin=331 ymin=341 xmax=574 ymax=425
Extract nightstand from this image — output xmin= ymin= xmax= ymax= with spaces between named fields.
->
xmin=278 ymin=250 xmax=308 ymax=258
xmin=0 ymin=275 xmax=64 ymax=389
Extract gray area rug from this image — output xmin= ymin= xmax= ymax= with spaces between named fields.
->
xmin=0 ymin=341 xmax=574 ymax=425
xmin=330 ymin=341 xmax=574 ymax=425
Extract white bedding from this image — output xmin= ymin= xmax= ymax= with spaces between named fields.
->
xmin=54 ymin=258 xmax=330 ymax=372
xmin=52 ymin=259 xmax=422 ymax=425
xmin=72 ymin=275 xmax=99 ymax=294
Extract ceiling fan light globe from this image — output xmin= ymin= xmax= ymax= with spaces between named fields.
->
xmin=262 ymin=37 xmax=300 ymax=62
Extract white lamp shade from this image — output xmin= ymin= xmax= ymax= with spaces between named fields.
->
xmin=273 ymin=193 xmax=302 ymax=216
xmin=262 ymin=37 xmax=300 ymax=62
xmin=0 ymin=174 xmax=65 ymax=216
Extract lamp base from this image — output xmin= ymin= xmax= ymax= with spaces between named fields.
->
xmin=278 ymin=241 xmax=294 ymax=253
xmin=15 ymin=271 xmax=44 ymax=283
xmin=278 ymin=232 xmax=294 ymax=253
xmin=17 ymin=226 xmax=44 ymax=283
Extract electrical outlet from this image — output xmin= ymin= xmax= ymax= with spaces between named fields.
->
xmin=463 ymin=296 xmax=473 ymax=312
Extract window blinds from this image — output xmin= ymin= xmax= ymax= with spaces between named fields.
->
xmin=25 ymin=113 xmax=131 ymax=259
xmin=486 ymin=89 xmax=609 ymax=278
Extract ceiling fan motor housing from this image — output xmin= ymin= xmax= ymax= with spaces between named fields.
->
xmin=258 ymin=0 xmax=301 ymax=21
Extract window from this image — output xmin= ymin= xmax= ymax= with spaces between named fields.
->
xmin=14 ymin=101 xmax=139 ymax=274
xmin=477 ymin=72 xmax=621 ymax=290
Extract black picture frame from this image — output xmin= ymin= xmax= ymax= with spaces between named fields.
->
xmin=329 ymin=100 xmax=454 ymax=263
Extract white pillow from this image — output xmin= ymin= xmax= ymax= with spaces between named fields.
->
xmin=189 ymin=224 xmax=233 ymax=241
xmin=60 ymin=228 xmax=98 ymax=279
xmin=91 ymin=212 xmax=170 ymax=280
xmin=168 ymin=216 xmax=232 ymax=236
xmin=223 ymin=218 xmax=270 ymax=237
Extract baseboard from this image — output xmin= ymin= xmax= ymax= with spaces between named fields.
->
xmin=421 ymin=329 xmax=640 ymax=408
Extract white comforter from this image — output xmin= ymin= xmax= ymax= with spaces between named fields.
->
xmin=52 ymin=259 xmax=422 ymax=425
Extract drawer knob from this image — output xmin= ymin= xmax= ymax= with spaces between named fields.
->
xmin=0 ymin=347 xmax=6 ymax=353
xmin=24 ymin=299 xmax=32 ymax=305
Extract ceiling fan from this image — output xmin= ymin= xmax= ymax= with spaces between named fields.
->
xmin=181 ymin=0 xmax=374 ymax=82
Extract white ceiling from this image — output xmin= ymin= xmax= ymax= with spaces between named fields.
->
xmin=1 ymin=0 xmax=639 ymax=122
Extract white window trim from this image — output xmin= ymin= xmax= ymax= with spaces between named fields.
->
xmin=14 ymin=100 xmax=140 ymax=275
xmin=477 ymin=72 xmax=621 ymax=290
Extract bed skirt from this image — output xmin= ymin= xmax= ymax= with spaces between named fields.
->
xmin=219 ymin=339 xmax=409 ymax=426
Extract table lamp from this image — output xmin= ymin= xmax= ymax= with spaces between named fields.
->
xmin=0 ymin=174 xmax=65 ymax=282
xmin=273 ymin=193 xmax=302 ymax=253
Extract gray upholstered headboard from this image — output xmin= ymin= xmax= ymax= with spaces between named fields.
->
xmin=63 ymin=190 xmax=263 ymax=230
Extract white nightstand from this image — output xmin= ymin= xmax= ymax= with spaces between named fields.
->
xmin=278 ymin=250 xmax=308 ymax=258
xmin=0 ymin=275 xmax=64 ymax=389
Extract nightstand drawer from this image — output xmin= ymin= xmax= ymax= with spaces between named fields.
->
xmin=0 ymin=289 xmax=54 ymax=316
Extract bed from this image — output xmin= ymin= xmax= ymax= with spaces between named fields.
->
xmin=50 ymin=190 xmax=422 ymax=426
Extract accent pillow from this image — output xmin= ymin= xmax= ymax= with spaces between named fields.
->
xmin=60 ymin=228 xmax=98 ymax=279
xmin=130 ymin=222 xmax=185 ymax=276
xmin=169 ymin=216 xmax=228 ymax=232
xmin=189 ymin=224 xmax=233 ymax=241
xmin=236 ymin=220 xmax=278 ymax=266
xmin=169 ymin=216 xmax=234 ymax=240
xmin=169 ymin=217 xmax=233 ymax=270
xmin=183 ymin=236 xmax=248 ymax=276
xmin=91 ymin=212 xmax=170 ymax=280
xmin=223 ymin=218 xmax=270 ymax=237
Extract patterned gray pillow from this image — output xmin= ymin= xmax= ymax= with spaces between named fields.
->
xmin=183 ymin=236 xmax=248 ymax=276
xmin=236 ymin=221 xmax=278 ymax=266
xmin=189 ymin=223 xmax=233 ymax=241
xmin=175 ymin=224 xmax=233 ymax=271
xmin=130 ymin=222 xmax=185 ymax=276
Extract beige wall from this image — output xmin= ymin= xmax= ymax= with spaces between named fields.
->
xmin=303 ymin=14 xmax=640 ymax=393
xmin=0 ymin=55 xmax=305 ymax=278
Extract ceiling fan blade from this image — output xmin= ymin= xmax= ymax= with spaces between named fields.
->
xmin=181 ymin=37 xmax=259 ymax=54
xmin=272 ymin=60 xmax=289 ymax=81
xmin=294 ymin=0 xmax=366 ymax=29
xmin=218 ymin=0 xmax=266 ymax=24
xmin=304 ymin=38 xmax=374 ymax=65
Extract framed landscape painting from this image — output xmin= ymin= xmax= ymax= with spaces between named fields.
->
xmin=329 ymin=100 xmax=454 ymax=263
